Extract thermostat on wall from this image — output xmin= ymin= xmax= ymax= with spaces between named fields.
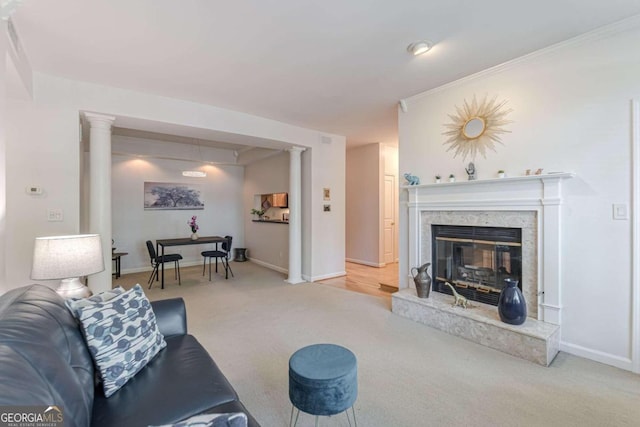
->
xmin=26 ymin=186 xmax=42 ymax=195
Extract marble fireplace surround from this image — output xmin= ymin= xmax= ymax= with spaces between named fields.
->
xmin=392 ymin=173 xmax=573 ymax=365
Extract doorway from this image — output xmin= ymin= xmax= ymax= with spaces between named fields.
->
xmin=383 ymin=174 xmax=396 ymax=264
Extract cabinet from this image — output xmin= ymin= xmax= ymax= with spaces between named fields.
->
xmin=261 ymin=192 xmax=288 ymax=208
xmin=272 ymin=192 xmax=288 ymax=207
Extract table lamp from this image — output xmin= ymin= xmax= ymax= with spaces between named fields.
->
xmin=31 ymin=234 xmax=105 ymax=298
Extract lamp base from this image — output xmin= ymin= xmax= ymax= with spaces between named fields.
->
xmin=56 ymin=278 xmax=92 ymax=299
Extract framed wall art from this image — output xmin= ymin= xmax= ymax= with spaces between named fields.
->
xmin=144 ymin=182 xmax=204 ymax=210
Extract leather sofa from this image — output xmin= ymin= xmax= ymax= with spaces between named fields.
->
xmin=0 ymin=284 xmax=260 ymax=427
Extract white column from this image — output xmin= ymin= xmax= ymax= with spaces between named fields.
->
xmin=287 ymin=146 xmax=306 ymax=284
xmin=85 ymin=112 xmax=115 ymax=293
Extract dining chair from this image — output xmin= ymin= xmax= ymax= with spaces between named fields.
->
xmin=146 ymin=240 xmax=182 ymax=288
xmin=201 ymin=236 xmax=234 ymax=280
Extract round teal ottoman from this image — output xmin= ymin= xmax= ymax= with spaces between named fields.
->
xmin=289 ymin=343 xmax=358 ymax=426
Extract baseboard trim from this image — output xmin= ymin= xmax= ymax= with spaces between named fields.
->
xmin=559 ymin=341 xmax=633 ymax=371
xmin=305 ymin=271 xmax=347 ymax=282
xmin=120 ymin=260 xmax=204 ymax=276
xmin=249 ymin=258 xmax=288 ymax=274
xmin=345 ymin=258 xmax=385 ymax=268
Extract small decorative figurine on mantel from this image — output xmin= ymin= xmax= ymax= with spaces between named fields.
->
xmin=465 ymin=162 xmax=477 ymax=180
xmin=403 ymin=172 xmax=420 ymax=185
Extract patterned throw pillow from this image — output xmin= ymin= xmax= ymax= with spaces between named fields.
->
xmin=66 ymin=287 xmax=125 ymax=316
xmin=151 ymin=412 xmax=248 ymax=427
xmin=66 ymin=284 xmax=167 ymax=397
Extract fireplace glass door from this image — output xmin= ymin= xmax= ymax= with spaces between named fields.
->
xmin=432 ymin=225 xmax=522 ymax=306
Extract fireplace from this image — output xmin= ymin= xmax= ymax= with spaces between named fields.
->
xmin=432 ymin=225 xmax=522 ymax=306
xmin=392 ymin=174 xmax=573 ymax=365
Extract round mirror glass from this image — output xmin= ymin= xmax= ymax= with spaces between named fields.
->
xmin=462 ymin=117 xmax=486 ymax=139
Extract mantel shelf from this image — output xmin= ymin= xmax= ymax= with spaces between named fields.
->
xmin=401 ymin=172 xmax=575 ymax=190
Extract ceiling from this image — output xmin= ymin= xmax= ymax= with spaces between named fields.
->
xmin=10 ymin=1 xmax=640 ymax=147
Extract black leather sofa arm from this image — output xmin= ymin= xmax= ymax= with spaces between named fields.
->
xmin=151 ymin=298 xmax=187 ymax=337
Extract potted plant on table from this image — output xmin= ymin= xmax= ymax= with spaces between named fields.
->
xmin=435 ymin=175 xmax=441 ymax=183
xmin=498 ymin=170 xmax=506 ymax=178
xmin=188 ymin=216 xmax=199 ymax=240
xmin=251 ymin=208 xmax=265 ymax=220
xmin=449 ymin=174 xmax=456 ymax=183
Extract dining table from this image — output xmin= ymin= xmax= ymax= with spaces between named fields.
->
xmin=155 ymin=236 xmax=226 ymax=289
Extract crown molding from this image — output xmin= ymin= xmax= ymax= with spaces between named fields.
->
xmin=403 ymin=13 xmax=640 ymax=104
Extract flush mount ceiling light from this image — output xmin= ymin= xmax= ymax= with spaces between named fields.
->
xmin=407 ymin=40 xmax=433 ymax=56
xmin=182 ymin=171 xmax=206 ymax=178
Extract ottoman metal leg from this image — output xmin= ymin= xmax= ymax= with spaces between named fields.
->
xmin=290 ymin=405 xmax=300 ymax=427
xmin=349 ymin=406 xmax=358 ymax=427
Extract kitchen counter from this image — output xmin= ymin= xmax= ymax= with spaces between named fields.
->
xmin=252 ymin=219 xmax=289 ymax=224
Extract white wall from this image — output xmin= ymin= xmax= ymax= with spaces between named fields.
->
xmin=398 ymin=22 xmax=640 ymax=370
xmin=346 ymin=144 xmax=382 ymax=266
xmin=244 ymin=151 xmax=289 ymax=271
xmin=307 ymin=140 xmax=346 ymax=281
xmin=2 ymin=72 xmax=346 ymax=291
xmin=6 ymin=99 xmax=80 ymax=288
xmin=110 ymin=139 xmax=244 ymax=273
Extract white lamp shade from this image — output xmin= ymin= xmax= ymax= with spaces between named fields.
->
xmin=31 ymin=234 xmax=105 ymax=280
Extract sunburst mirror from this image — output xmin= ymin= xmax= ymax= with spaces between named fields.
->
xmin=442 ymin=95 xmax=513 ymax=161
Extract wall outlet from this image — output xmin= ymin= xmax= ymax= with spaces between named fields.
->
xmin=47 ymin=208 xmax=63 ymax=222
xmin=612 ymin=204 xmax=628 ymax=220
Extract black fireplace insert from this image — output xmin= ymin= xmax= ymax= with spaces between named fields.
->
xmin=431 ymin=225 xmax=522 ymax=306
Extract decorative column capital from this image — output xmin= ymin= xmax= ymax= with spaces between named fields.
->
xmin=84 ymin=112 xmax=115 ymax=130
xmin=1 ymin=0 xmax=23 ymax=21
xmin=287 ymin=146 xmax=306 ymax=154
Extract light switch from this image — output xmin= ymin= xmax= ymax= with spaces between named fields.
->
xmin=47 ymin=209 xmax=63 ymax=222
xmin=613 ymin=204 xmax=629 ymax=220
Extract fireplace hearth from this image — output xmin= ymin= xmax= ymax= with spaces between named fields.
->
xmin=432 ymin=224 xmax=522 ymax=306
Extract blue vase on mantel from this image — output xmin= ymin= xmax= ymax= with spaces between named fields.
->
xmin=498 ymin=279 xmax=527 ymax=325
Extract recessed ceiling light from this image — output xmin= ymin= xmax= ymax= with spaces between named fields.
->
xmin=407 ymin=40 xmax=433 ymax=56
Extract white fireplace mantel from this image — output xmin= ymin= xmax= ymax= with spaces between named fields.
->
xmin=403 ymin=172 xmax=574 ymax=325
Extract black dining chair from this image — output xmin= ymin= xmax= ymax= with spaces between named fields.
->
xmin=146 ymin=240 xmax=182 ymax=288
xmin=201 ymin=236 xmax=234 ymax=280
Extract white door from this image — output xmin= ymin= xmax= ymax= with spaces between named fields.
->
xmin=383 ymin=174 xmax=396 ymax=264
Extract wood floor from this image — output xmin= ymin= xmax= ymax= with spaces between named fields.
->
xmin=318 ymin=261 xmax=399 ymax=298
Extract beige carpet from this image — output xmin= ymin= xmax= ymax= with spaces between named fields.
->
xmin=115 ymin=262 xmax=640 ymax=427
